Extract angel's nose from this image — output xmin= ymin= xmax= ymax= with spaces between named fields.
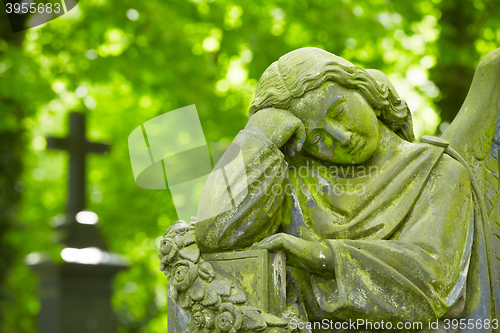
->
xmin=325 ymin=124 xmax=351 ymax=146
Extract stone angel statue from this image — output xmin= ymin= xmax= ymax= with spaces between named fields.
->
xmin=159 ymin=47 xmax=500 ymax=332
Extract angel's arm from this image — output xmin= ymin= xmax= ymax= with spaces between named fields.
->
xmin=195 ymin=109 xmax=305 ymax=252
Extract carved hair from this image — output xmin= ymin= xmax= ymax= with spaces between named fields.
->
xmin=249 ymin=47 xmax=415 ymax=142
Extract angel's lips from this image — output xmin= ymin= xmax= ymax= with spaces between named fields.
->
xmin=348 ymin=135 xmax=363 ymax=154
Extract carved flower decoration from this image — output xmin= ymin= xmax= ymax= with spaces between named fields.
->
xmin=171 ymin=260 xmax=198 ymax=292
xmin=159 ymin=220 xmax=199 ymax=272
xmin=202 ymin=309 xmax=215 ymax=330
xmin=190 ymin=304 xmax=216 ymax=333
xmin=193 ymin=310 xmax=205 ymax=328
xmin=198 ymin=260 xmax=216 ymax=282
xmin=215 ymin=303 xmax=243 ymax=333
xmin=160 ymin=220 xmax=290 ymax=332
xmin=158 ymin=236 xmax=182 ymax=270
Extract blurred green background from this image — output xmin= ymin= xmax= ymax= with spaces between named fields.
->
xmin=0 ymin=0 xmax=499 ymax=331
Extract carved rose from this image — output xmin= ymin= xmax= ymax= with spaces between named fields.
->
xmin=215 ymin=303 xmax=243 ymax=333
xmin=202 ymin=309 xmax=215 ymax=330
xmin=191 ymin=305 xmax=215 ymax=333
xmin=171 ymin=260 xmax=198 ymax=291
xmin=158 ymin=236 xmax=181 ymax=270
xmin=159 ymin=221 xmax=198 ymax=271
xmin=193 ymin=311 xmax=205 ymax=329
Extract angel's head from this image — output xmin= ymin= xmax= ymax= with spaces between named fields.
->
xmin=249 ymin=47 xmax=414 ymax=164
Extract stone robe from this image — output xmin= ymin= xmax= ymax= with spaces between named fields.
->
xmin=195 ymin=129 xmax=490 ymax=329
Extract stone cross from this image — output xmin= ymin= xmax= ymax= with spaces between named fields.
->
xmin=29 ymin=111 xmax=127 ymax=333
xmin=46 ymin=112 xmax=109 ymax=215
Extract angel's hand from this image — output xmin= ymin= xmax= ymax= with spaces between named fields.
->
xmin=245 ymin=108 xmax=306 ymax=156
xmin=251 ymin=233 xmax=335 ymax=276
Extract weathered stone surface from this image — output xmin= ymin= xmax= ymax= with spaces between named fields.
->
xmin=161 ymin=221 xmax=287 ymax=332
xmin=159 ymin=47 xmax=500 ymax=332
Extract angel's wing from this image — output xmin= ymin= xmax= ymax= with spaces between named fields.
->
xmin=441 ymin=47 xmax=500 ymax=320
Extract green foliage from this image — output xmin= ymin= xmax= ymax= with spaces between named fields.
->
xmin=0 ymin=9 xmax=54 ymax=331
xmin=0 ymin=0 xmax=499 ymax=332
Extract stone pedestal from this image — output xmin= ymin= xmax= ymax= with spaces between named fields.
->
xmin=29 ymin=256 xmax=127 ymax=333
xmin=201 ymin=250 xmax=286 ymax=315
xmin=167 ymin=250 xmax=286 ymax=333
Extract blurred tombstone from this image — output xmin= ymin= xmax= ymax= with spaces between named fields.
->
xmin=27 ymin=112 xmax=128 ymax=333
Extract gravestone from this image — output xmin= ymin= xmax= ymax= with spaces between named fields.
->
xmin=159 ymin=221 xmax=289 ymax=333
xmin=28 ymin=112 xmax=128 ymax=333
xmin=153 ymin=47 xmax=500 ymax=332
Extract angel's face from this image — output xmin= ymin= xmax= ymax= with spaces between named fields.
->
xmin=290 ymin=81 xmax=379 ymax=164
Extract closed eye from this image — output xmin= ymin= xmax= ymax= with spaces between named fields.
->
xmin=311 ymin=134 xmax=321 ymax=144
xmin=326 ymin=98 xmax=346 ymax=119
xmin=332 ymin=105 xmax=344 ymax=118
